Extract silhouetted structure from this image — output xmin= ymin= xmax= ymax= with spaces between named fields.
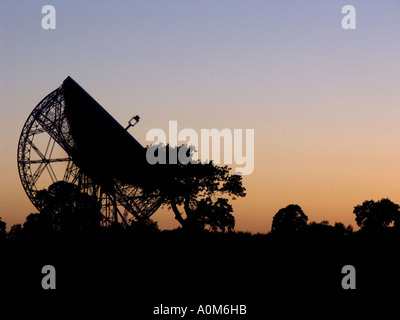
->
xmin=17 ymin=77 xmax=162 ymax=227
xmin=17 ymin=78 xmax=245 ymax=233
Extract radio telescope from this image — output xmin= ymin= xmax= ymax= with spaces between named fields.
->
xmin=17 ymin=77 xmax=162 ymax=226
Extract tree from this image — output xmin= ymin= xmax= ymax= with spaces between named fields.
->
xmin=306 ymin=221 xmax=354 ymax=238
xmin=8 ymin=224 xmax=23 ymax=240
xmin=129 ymin=218 xmax=160 ymax=234
xmin=271 ymin=204 xmax=308 ymax=234
xmin=143 ymin=145 xmax=246 ymax=231
xmin=26 ymin=181 xmax=103 ymax=235
xmin=333 ymin=222 xmax=354 ymax=236
xmin=22 ymin=212 xmax=53 ymax=237
xmin=353 ymin=198 xmax=400 ymax=231
xmin=0 ymin=217 xmax=6 ymax=239
xmin=192 ymin=198 xmax=235 ymax=233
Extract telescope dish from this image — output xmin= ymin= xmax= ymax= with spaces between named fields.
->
xmin=17 ymin=77 xmax=162 ymax=225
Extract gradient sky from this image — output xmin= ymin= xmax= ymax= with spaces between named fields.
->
xmin=1 ymin=0 xmax=400 ymax=233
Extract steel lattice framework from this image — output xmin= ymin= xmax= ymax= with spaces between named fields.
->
xmin=17 ymin=80 xmax=162 ymax=226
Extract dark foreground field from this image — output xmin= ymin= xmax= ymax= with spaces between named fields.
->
xmin=2 ymin=230 xmax=399 ymax=318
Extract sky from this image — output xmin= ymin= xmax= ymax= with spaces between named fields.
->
xmin=1 ymin=0 xmax=400 ymax=233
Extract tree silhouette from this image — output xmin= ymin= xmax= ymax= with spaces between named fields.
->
xmin=22 ymin=212 xmax=53 ymax=237
xmin=144 ymin=144 xmax=246 ymax=231
xmin=129 ymin=218 xmax=160 ymax=234
xmin=306 ymin=220 xmax=354 ymax=237
xmin=333 ymin=222 xmax=354 ymax=235
xmin=271 ymin=204 xmax=308 ymax=234
xmin=25 ymin=181 xmax=103 ymax=235
xmin=8 ymin=223 xmax=23 ymax=240
xmin=353 ymin=198 xmax=400 ymax=231
xmin=0 ymin=217 xmax=6 ymax=239
xmin=192 ymin=197 xmax=235 ymax=232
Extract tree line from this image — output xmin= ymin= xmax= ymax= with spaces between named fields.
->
xmin=1 ymin=143 xmax=400 ymax=240
xmin=1 ymin=191 xmax=400 ymax=241
xmin=271 ymin=198 xmax=400 ymax=236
